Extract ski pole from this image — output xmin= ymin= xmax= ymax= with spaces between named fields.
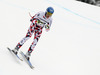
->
xmin=29 ymin=12 xmax=32 ymax=18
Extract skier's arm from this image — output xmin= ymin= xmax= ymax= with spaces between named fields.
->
xmin=30 ymin=12 xmax=40 ymax=22
xmin=45 ymin=19 xmax=52 ymax=32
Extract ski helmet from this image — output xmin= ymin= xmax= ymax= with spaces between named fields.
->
xmin=46 ymin=7 xmax=54 ymax=14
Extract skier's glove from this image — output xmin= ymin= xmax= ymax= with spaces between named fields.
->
xmin=30 ymin=16 xmax=35 ymax=22
xmin=45 ymin=24 xmax=50 ymax=32
xmin=30 ymin=18 xmax=34 ymax=22
xmin=45 ymin=25 xmax=50 ymax=29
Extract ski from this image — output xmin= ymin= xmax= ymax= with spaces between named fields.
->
xmin=20 ymin=51 xmax=34 ymax=69
xmin=7 ymin=47 xmax=23 ymax=61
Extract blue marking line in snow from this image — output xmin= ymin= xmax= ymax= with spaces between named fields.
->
xmin=46 ymin=0 xmax=100 ymax=25
xmin=0 ymin=0 xmax=35 ymax=13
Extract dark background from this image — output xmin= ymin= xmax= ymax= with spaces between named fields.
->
xmin=77 ymin=0 xmax=100 ymax=7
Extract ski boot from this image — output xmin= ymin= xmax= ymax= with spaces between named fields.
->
xmin=25 ymin=52 xmax=31 ymax=60
xmin=12 ymin=47 xmax=19 ymax=55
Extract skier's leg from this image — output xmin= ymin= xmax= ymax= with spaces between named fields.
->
xmin=28 ymin=29 xmax=42 ymax=53
xmin=15 ymin=23 xmax=35 ymax=51
xmin=25 ymin=28 xmax=42 ymax=59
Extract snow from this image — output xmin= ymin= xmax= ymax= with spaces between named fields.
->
xmin=0 ymin=0 xmax=100 ymax=75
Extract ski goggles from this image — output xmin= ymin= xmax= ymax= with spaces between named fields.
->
xmin=46 ymin=12 xmax=53 ymax=16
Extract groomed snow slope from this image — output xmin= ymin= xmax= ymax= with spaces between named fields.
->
xmin=0 ymin=0 xmax=100 ymax=75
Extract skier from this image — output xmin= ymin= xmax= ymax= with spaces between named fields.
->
xmin=12 ymin=7 xmax=54 ymax=60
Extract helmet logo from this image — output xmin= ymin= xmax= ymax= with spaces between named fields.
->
xmin=50 ymin=9 xmax=53 ymax=12
xmin=46 ymin=7 xmax=54 ymax=14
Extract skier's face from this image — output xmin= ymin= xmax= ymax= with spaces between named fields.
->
xmin=46 ymin=12 xmax=52 ymax=18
